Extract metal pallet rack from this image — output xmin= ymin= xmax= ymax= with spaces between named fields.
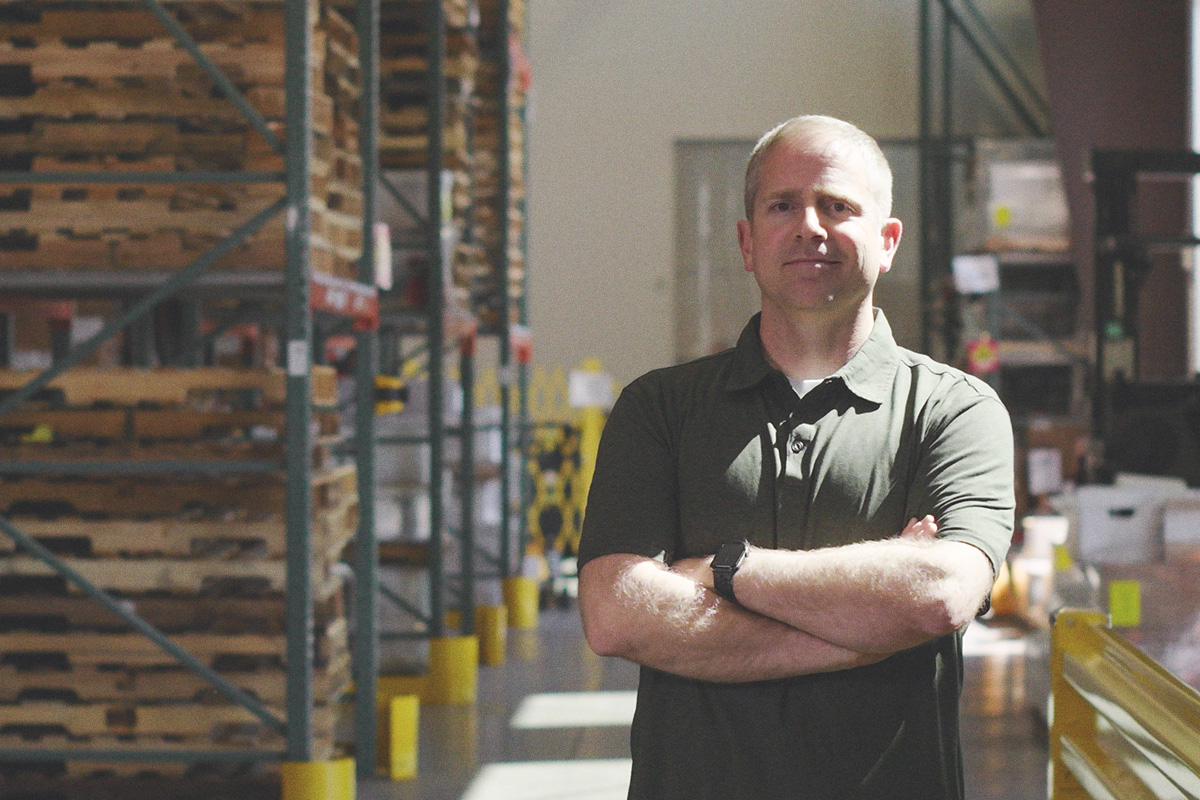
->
xmin=917 ymin=0 xmax=1052 ymax=359
xmin=370 ymin=0 xmax=530 ymax=658
xmin=0 ymin=0 xmax=384 ymax=785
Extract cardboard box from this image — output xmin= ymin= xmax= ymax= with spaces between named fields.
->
xmin=1075 ymin=485 xmax=1164 ymax=563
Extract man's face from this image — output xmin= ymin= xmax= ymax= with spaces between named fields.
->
xmin=737 ymin=134 xmax=902 ymax=321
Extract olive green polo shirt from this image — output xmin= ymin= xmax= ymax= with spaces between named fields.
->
xmin=578 ymin=311 xmax=1015 ymax=800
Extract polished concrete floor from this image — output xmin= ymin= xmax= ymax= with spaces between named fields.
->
xmin=361 ymin=609 xmax=1049 ymax=800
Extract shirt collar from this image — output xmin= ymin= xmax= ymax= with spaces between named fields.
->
xmin=725 ymin=310 xmax=901 ymax=405
xmin=725 ymin=314 xmax=775 ymax=392
xmin=833 ymin=309 xmax=900 ymax=405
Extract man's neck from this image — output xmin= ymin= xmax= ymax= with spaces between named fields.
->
xmin=759 ymin=304 xmax=876 ymax=382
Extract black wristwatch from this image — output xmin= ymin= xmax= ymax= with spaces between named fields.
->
xmin=711 ymin=541 xmax=749 ymax=603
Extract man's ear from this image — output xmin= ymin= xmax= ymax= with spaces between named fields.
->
xmin=877 ymin=217 xmax=903 ymax=274
xmin=737 ymin=218 xmax=754 ymax=273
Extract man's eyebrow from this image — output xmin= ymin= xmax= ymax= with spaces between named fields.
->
xmin=760 ymin=188 xmax=803 ymax=204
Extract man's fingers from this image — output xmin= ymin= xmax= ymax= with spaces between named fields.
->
xmin=901 ymin=514 xmax=938 ymax=540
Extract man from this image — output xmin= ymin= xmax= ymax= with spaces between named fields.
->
xmin=576 ymin=115 xmax=1014 ymax=800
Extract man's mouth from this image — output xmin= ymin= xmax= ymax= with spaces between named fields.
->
xmin=783 ymin=256 xmax=838 ymax=268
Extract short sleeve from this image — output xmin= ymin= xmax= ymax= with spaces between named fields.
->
xmin=910 ymin=388 xmax=1016 ymax=574
xmin=577 ymin=377 xmax=680 ymax=568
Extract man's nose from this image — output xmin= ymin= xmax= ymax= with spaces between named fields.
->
xmin=795 ymin=206 xmax=826 ymax=240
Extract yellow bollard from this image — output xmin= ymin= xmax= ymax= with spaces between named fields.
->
xmin=377 ymin=694 xmax=419 ymax=781
xmin=281 ymin=757 xmax=355 ymax=800
xmin=444 ymin=606 xmax=507 ymax=665
xmin=425 ymin=635 xmax=478 ymax=705
xmin=503 ymin=576 xmax=540 ymax=630
xmin=477 ymin=604 xmax=508 ymax=666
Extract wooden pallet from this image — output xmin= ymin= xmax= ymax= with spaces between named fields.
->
xmin=0 ymin=651 xmax=351 ymax=705
xmin=0 ymin=498 xmax=357 ymax=560
xmin=0 ymin=407 xmax=341 ymax=443
xmin=0 ymin=441 xmax=290 ymax=463
xmin=0 ymin=615 xmax=347 ymax=669
xmin=1 ymin=85 xmax=238 ymax=123
xmin=0 ymin=366 xmax=339 ymax=409
xmin=0 ymin=700 xmax=338 ymax=740
xmin=0 ymin=227 xmax=332 ymax=274
xmin=0 ymin=439 xmax=343 ymax=476
xmin=0 ymin=550 xmax=351 ymax=596
xmin=0 ymin=118 xmax=328 ymax=167
xmin=17 ymin=179 xmax=283 ymax=204
xmin=0 ymin=463 xmax=356 ymax=517
xmin=0 ymin=194 xmax=284 ymax=237
xmin=0 ymin=587 xmax=346 ymax=634
xmin=1 ymin=11 xmax=294 ymax=45
xmin=0 ymin=40 xmax=297 ymax=85
xmin=1 ymin=212 xmax=354 ymax=276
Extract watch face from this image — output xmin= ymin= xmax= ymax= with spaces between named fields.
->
xmin=714 ymin=541 xmax=747 ymax=570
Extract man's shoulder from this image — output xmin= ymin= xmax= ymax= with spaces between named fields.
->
xmin=624 ymin=348 xmax=739 ymax=397
xmin=893 ymin=345 xmax=1004 ymax=405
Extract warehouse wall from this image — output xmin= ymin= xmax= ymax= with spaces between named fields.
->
xmin=525 ymin=0 xmax=921 ymax=384
xmin=525 ymin=0 xmax=1040 ymax=385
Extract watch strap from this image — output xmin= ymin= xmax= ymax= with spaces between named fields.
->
xmin=711 ymin=541 xmax=748 ymax=603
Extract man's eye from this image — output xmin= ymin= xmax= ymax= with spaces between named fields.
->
xmin=770 ymin=201 xmax=792 ymax=212
xmin=829 ymin=201 xmax=850 ymax=213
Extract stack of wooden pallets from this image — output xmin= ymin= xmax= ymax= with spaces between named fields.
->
xmin=0 ymin=0 xmax=363 ymax=278
xmin=0 ymin=366 xmax=356 ymax=781
xmin=472 ymin=0 xmax=527 ymax=330
xmin=377 ymin=0 xmax=491 ymax=319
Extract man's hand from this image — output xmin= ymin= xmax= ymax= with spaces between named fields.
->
xmin=900 ymin=514 xmax=938 ymax=542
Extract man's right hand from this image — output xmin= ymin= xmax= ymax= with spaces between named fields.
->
xmin=900 ymin=515 xmax=938 ymax=542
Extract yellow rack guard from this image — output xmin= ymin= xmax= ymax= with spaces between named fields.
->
xmin=1050 ymin=608 xmax=1200 ymax=799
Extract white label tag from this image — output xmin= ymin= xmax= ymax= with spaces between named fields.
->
xmin=287 ymin=340 xmax=310 ymax=377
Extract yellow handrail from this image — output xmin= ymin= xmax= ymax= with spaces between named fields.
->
xmin=1050 ymin=608 xmax=1200 ymax=800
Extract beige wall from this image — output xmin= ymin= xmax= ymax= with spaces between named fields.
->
xmin=526 ymin=1 xmax=921 ymax=385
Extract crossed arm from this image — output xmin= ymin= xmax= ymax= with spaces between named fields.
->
xmin=578 ymin=516 xmax=995 ymax=683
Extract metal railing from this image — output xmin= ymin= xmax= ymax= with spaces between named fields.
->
xmin=1050 ymin=608 xmax=1200 ymax=799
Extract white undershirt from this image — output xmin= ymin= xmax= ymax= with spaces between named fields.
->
xmin=788 ymin=377 xmax=826 ymax=399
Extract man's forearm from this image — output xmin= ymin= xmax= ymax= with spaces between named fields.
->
xmin=731 ymin=537 xmax=993 ymax=653
xmin=578 ymin=554 xmax=885 ymax=682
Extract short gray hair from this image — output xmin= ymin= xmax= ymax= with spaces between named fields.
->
xmin=743 ymin=115 xmax=893 ymax=221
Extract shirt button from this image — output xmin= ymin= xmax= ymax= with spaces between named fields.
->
xmin=791 ymin=439 xmax=804 ymax=454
